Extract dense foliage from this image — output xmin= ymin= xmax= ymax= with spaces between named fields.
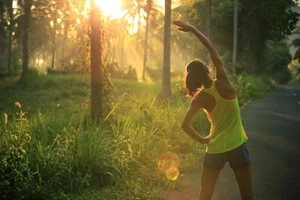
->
xmin=173 ymin=0 xmax=299 ymax=76
xmin=0 ymin=0 xmax=298 ymax=81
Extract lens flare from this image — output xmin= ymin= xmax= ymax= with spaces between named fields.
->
xmin=166 ymin=166 xmax=180 ymax=181
xmin=157 ymin=152 xmax=180 ymax=181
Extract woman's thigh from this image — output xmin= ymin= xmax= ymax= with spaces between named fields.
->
xmin=199 ymin=166 xmax=221 ymax=200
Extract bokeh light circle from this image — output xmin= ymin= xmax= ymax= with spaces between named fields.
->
xmin=157 ymin=152 xmax=180 ymax=181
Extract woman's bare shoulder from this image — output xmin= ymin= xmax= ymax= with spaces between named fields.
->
xmin=215 ymin=79 xmax=236 ymax=99
xmin=192 ymin=91 xmax=216 ymax=112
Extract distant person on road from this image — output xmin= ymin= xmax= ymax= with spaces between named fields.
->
xmin=173 ymin=20 xmax=254 ymax=200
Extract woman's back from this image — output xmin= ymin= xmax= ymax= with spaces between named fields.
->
xmin=201 ymin=80 xmax=248 ymax=154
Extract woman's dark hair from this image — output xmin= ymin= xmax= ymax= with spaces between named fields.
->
xmin=185 ymin=59 xmax=209 ymax=97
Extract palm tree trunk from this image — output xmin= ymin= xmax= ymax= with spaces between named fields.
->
xmin=51 ymin=21 xmax=56 ymax=69
xmin=20 ymin=0 xmax=32 ymax=83
xmin=162 ymin=0 xmax=171 ymax=97
xmin=90 ymin=0 xmax=103 ymax=121
xmin=7 ymin=0 xmax=14 ymax=74
xmin=61 ymin=22 xmax=68 ymax=69
xmin=120 ymin=26 xmax=124 ymax=68
xmin=142 ymin=9 xmax=150 ymax=80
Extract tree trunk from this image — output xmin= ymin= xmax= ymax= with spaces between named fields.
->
xmin=232 ymin=0 xmax=238 ymax=64
xmin=61 ymin=2 xmax=70 ymax=69
xmin=90 ymin=0 xmax=103 ymax=121
xmin=120 ymin=27 xmax=124 ymax=68
xmin=142 ymin=7 xmax=150 ymax=80
xmin=0 ymin=3 xmax=6 ymax=69
xmin=20 ymin=0 xmax=32 ymax=83
xmin=7 ymin=0 xmax=14 ymax=74
xmin=51 ymin=21 xmax=56 ymax=69
xmin=61 ymin=21 xmax=68 ymax=69
xmin=162 ymin=0 xmax=171 ymax=97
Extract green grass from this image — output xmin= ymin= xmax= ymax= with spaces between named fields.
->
xmin=0 ymin=72 xmax=271 ymax=200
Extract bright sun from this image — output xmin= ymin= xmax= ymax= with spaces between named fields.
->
xmin=93 ymin=0 xmax=180 ymax=20
xmin=91 ymin=0 xmax=180 ymax=34
xmin=94 ymin=0 xmax=125 ymax=19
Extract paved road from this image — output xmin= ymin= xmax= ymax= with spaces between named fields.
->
xmin=165 ymin=85 xmax=300 ymax=200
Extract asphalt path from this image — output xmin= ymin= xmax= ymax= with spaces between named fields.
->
xmin=165 ymin=85 xmax=300 ymax=200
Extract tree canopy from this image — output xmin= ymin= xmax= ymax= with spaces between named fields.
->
xmin=0 ymin=0 xmax=299 ymax=78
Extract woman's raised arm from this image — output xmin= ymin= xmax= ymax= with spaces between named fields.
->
xmin=173 ymin=20 xmax=229 ymax=82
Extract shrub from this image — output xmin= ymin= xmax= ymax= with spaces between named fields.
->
xmin=232 ymin=73 xmax=272 ymax=105
xmin=264 ymin=40 xmax=292 ymax=84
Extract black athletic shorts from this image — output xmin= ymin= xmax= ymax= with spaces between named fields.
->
xmin=203 ymin=143 xmax=250 ymax=170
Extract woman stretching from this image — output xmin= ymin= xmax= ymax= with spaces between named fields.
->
xmin=173 ymin=20 xmax=254 ymax=200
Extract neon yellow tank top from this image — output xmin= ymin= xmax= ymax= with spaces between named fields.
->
xmin=202 ymin=80 xmax=248 ymax=154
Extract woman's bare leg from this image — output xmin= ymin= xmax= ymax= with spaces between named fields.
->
xmin=199 ymin=166 xmax=221 ymax=200
xmin=233 ymin=165 xmax=254 ymax=200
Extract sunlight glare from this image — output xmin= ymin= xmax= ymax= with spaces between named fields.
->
xmin=126 ymin=15 xmax=139 ymax=35
xmin=94 ymin=0 xmax=126 ymax=19
xmin=50 ymin=20 xmax=54 ymax=28
xmin=57 ymin=18 xmax=62 ymax=24
xmin=153 ymin=0 xmax=181 ymax=12
xmin=76 ymin=18 xmax=81 ymax=25
xmin=12 ymin=0 xmax=18 ymax=9
xmin=156 ymin=0 xmax=164 ymax=8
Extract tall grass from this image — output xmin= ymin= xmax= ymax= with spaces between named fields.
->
xmin=0 ymin=73 xmax=271 ymax=199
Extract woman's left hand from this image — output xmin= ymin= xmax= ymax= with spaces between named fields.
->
xmin=173 ymin=20 xmax=194 ymax=32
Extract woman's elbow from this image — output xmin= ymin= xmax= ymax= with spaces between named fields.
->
xmin=181 ymin=122 xmax=188 ymax=131
xmin=181 ymin=123 xmax=185 ymax=130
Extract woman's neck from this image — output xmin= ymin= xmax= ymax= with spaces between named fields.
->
xmin=203 ymin=79 xmax=212 ymax=88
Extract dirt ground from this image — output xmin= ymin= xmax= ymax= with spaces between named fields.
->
xmin=165 ymin=85 xmax=300 ymax=200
